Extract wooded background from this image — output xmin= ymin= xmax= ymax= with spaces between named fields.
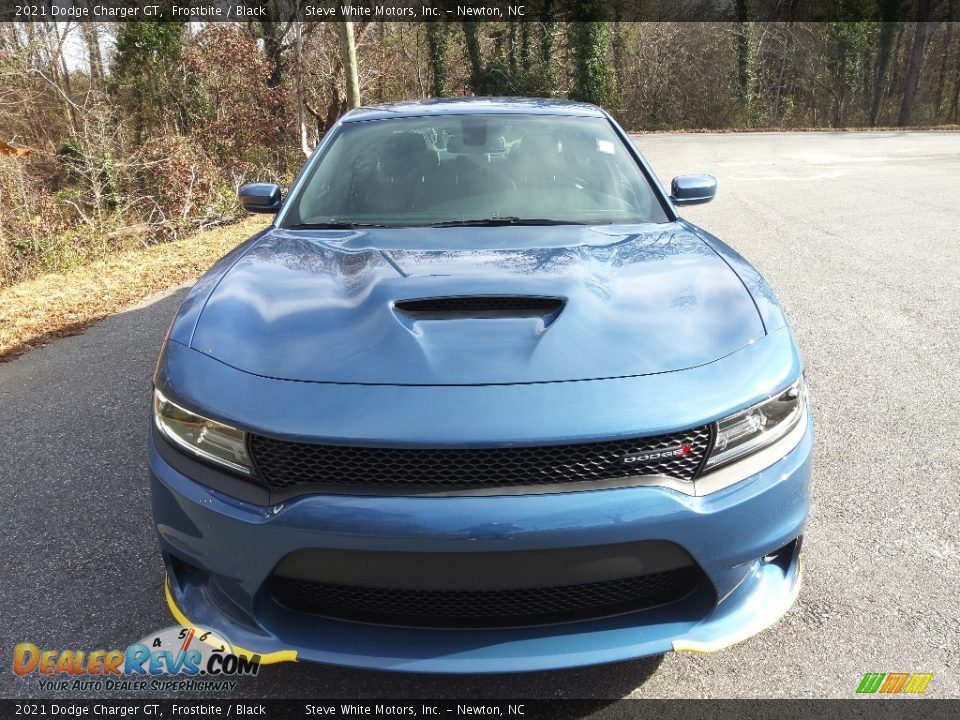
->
xmin=2 ymin=14 xmax=958 ymax=285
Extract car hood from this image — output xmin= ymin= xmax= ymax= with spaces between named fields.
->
xmin=191 ymin=223 xmax=764 ymax=385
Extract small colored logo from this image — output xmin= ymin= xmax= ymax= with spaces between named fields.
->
xmin=856 ymin=672 xmax=933 ymax=695
xmin=13 ymin=625 xmax=259 ymax=688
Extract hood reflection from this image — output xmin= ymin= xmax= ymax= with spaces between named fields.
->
xmin=192 ymin=223 xmax=764 ymax=385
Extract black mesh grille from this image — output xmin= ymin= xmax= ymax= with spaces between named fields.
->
xmin=248 ymin=425 xmax=712 ymax=493
xmin=269 ymin=566 xmax=702 ymax=627
xmin=394 ymin=296 xmax=563 ymax=319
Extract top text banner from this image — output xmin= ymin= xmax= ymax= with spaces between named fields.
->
xmin=3 ymin=0 xmax=957 ymax=23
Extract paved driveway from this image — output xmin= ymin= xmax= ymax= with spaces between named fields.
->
xmin=1 ymin=131 xmax=958 ymax=699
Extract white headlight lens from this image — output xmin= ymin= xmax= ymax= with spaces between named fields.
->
xmin=704 ymin=378 xmax=806 ymax=471
xmin=153 ymin=389 xmax=253 ymax=475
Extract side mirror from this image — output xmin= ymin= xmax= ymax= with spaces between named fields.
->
xmin=670 ymin=175 xmax=717 ymax=206
xmin=238 ymin=183 xmax=282 ymax=214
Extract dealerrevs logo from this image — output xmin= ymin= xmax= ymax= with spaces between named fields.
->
xmin=13 ymin=625 xmax=259 ymax=692
xmin=623 ymin=444 xmax=692 ymax=464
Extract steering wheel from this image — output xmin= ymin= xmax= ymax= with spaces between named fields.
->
xmin=555 ymin=175 xmax=591 ymax=191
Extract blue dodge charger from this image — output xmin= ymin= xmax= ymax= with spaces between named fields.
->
xmin=150 ymin=98 xmax=811 ymax=672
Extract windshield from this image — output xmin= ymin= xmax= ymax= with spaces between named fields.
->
xmin=281 ymin=114 xmax=670 ymax=228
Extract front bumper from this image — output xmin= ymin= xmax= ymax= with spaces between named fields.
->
xmin=151 ymin=413 xmax=811 ymax=673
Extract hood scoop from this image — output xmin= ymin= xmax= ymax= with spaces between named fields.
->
xmin=393 ymin=295 xmax=565 ymax=321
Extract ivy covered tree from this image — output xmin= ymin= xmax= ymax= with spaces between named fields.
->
xmin=568 ymin=0 xmax=611 ymax=106
xmin=426 ymin=21 xmax=451 ymax=96
xmin=460 ymin=19 xmax=557 ymax=97
xmin=826 ymin=25 xmax=871 ymax=127
xmin=111 ymin=21 xmax=187 ymax=140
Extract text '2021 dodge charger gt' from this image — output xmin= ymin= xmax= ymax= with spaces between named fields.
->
xmin=150 ymin=98 xmax=811 ymax=672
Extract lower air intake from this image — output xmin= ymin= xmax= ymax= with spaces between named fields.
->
xmin=268 ymin=566 xmax=704 ymax=628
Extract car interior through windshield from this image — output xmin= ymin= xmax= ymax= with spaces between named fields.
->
xmin=283 ymin=114 xmax=670 ymax=227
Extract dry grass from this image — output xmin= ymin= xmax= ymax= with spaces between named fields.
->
xmin=0 ymin=217 xmax=266 ymax=362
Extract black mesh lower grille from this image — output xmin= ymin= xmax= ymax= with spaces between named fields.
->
xmin=248 ymin=425 xmax=712 ymax=493
xmin=269 ymin=566 xmax=703 ymax=628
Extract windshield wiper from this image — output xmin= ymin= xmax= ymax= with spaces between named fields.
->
xmin=424 ymin=217 xmax=591 ymax=228
xmin=285 ymin=222 xmax=387 ymax=229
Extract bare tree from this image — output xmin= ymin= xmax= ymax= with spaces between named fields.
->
xmin=870 ymin=23 xmax=899 ymax=125
xmin=80 ymin=23 xmax=104 ymax=89
xmin=339 ymin=22 xmax=361 ymax=109
xmin=296 ymin=22 xmax=311 ymax=157
xmin=898 ymin=3 xmax=933 ymax=126
xmin=735 ymin=0 xmax=757 ymax=123
xmin=952 ymin=33 xmax=960 ymax=123
xmin=933 ymin=23 xmax=953 ymax=118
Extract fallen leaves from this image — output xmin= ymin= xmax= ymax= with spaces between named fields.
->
xmin=0 ymin=141 xmax=31 ymax=158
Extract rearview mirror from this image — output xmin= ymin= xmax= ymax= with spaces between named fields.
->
xmin=670 ymin=175 xmax=717 ymax=206
xmin=238 ymin=183 xmax=282 ymax=214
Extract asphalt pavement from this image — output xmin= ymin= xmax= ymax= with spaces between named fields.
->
xmin=1 ymin=131 xmax=958 ymax=700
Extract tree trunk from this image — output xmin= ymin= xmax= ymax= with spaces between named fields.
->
xmin=952 ymin=38 xmax=960 ymax=123
xmin=870 ymin=22 xmax=898 ymax=126
xmin=295 ymin=21 xmax=312 ymax=157
xmin=520 ymin=22 xmax=530 ymax=69
xmin=46 ymin=23 xmax=77 ymax=134
xmin=540 ymin=1 xmax=556 ymax=96
xmin=461 ymin=22 xmax=484 ymax=94
xmin=569 ymin=0 xmax=609 ymax=106
xmin=774 ymin=22 xmax=794 ymax=121
xmin=80 ymin=23 xmax=104 ymax=89
xmin=934 ymin=23 xmax=952 ymax=118
xmin=426 ymin=22 xmax=449 ymax=97
xmin=257 ymin=13 xmax=291 ymax=89
xmin=338 ymin=21 xmax=361 ymax=109
xmin=898 ymin=3 xmax=933 ymax=127
xmin=833 ymin=31 xmax=849 ymax=128
xmin=610 ymin=0 xmax=625 ymax=113
xmin=735 ymin=0 xmax=756 ymax=123
xmin=870 ymin=0 xmax=905 ymax=125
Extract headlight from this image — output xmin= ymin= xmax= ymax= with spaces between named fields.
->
xmin=703 ymin=377 xmax=806 ymax=471
xmin=153 ymin=389 xmax=253 ymax=475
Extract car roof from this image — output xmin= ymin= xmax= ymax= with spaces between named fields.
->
xmin=341 ymin=97 xmax=606 ymax=123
